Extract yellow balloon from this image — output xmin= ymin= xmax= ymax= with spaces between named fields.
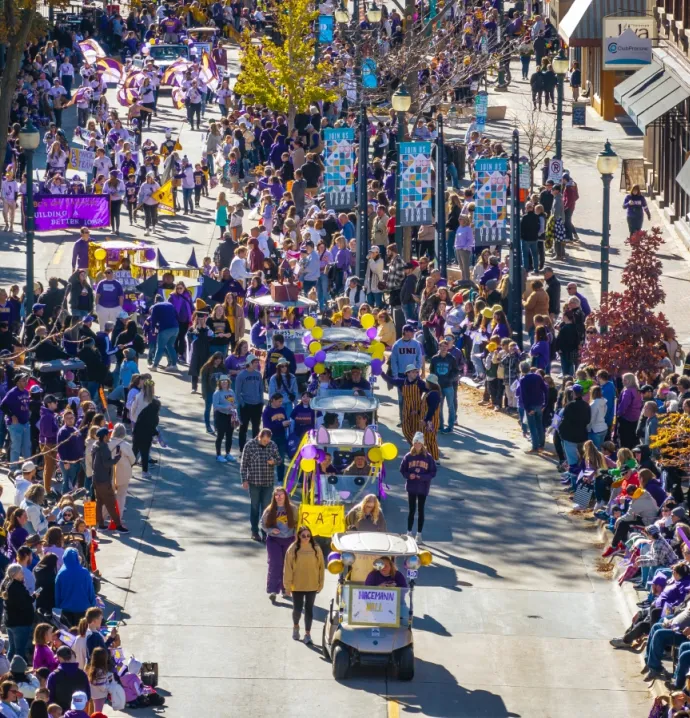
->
xmin=94 ymin=248 xmax=107 ymax=261
xmin=419 ymin=550 xmax=433 ymax=566
xmin=309 ymin=341 xmax=322 ymax=355
xmin=368 ymin=447 xmax=382 ymax=463
xmin=303 ymin=316 xmax=316 ymax=330
xmin=328 ymin=559 xmax=344 ymax=575
xmin=361 ymin=313 xmax=375 ymax=330
xmin=371 ymin=348 xmax=385 ymax=361
xmin=300 ymin=458 xmax=316 ymax=473
xmin=311 ymin=326 xmax=323 ymax=340
xmin=381 ymin=443 xmax=398 ymax=461
xmin=314 ymin=362 xmax=326 ymax=374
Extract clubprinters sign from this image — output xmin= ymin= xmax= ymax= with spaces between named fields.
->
xmin=603 ymin=16 xmax=654 ymax=71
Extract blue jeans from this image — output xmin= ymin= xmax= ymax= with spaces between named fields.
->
xmin=521 ymin=241 xmax=539 ymax=273
xmin=154 ymin=326 xmax=178 ymax=367
xmin=317 ymin=274 xmax=329 ymax=310
xmin=366 ymin=292 xmax=383 ymax=308
xmin=562 ymin=439 xmax=581 ymax=473
xmin=403 ymin=303 xmax=417 ymax=322
xmin=588 ymin=429 xmax=607 ymax=449
xmin=249 ymin=484 xmax=273 ymax=534
xmin=204 ymin=394 xmax=213 ymax=430
xmin=7 ymin=625 xmax=32 ymax=661
xmin=646 ymin=623 xmax=686 ymax=670
xmin=302 ymin=279 xmax=317 ymax=296
xmin=8 ymin=422 xmax=31 ymax=464
xmin=673 ymin=642 xmax=690 ymax=687
xmin=182 ymin=187 xmax=194 ymax=213
xmin=525 ymin=407 xmax=544 ymax=450
xmin=446 ymin=229 xmax=456 ymax=265
xmin=440 ymin=386 xmax=456 ymax=429
xmin=60 ymin=460 xmax=83 ymax=492
xmin=447 ymin=162 xmax=459 ymax=189
xmin=560 ymin=355 xmax=575 ymax=378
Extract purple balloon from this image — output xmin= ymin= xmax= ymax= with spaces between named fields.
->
xmin=302 ymin=444 xmax=317 ymax=459
xmin=303 ymin=333 xmax=312 ymax=346
xmin=327 ymin=552 xmax=341 ymax=563
xmin=371 ymin=358 xmax=383 ymax=375
xmin=314 ymin=350 xmax=327 ymax=363
xmin=316 ymin=449 xmax=327 ymax=462
xmin=144 ymin=248 xmax=157 ymax=261
xmin=304 ymin=356 xmax=316 ymax=369
xmin=366 ymin=327 xmax=377 ymax=340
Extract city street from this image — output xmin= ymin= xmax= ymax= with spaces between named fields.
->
xmin=0 ymin=52 xmax=663 ymax=718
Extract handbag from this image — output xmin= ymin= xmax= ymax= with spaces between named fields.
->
xmin=572 ymin=482 xmax=594 ymax=510
xmin=140 ymin=661 xmax=159 ymax=687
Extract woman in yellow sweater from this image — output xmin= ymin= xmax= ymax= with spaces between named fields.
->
xmin=283 ymin=526 xmax=325 ymax=645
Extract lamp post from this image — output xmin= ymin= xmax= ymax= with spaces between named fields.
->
xmin=596 ymin=140 xmax=619 ymax=333
xmin=356 ymin=102 xmax=369 ymax=279
xmin=391 ymin=85 xmax=411 ymax=254
xmin=553 ymin=48 xmax=568 ymax=160
xmin=509 ymin=128 xmax=523 ymax=349
xmin=366 ymin=1 xmax=381 ymax=22
xmin=18 ymin=120 xmax=40 ymax=318
xmin=435 ymin=114 xmax=447 ymax=278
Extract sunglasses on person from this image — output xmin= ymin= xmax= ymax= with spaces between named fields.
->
xmin=299 ymin=532 xmax=311 ymax=539
xmin=586 ymin=329 xmax=596 ymax=335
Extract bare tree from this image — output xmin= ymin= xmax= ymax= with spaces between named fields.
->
xmin=510 ymin=97 xmax=556 ymax=191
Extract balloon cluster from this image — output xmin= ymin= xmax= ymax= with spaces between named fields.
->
xmin=366 ymin=443 xmax=398 ymax=463
xmin=299 ymin=444 xmax=327 ymax=472
xmin=302 ymin=316 xmax=328 ymax=374
xmin=365 ymin=337 xmax=385 ymax=376
xmin=327 ymin=551 xmax=343 ymax=574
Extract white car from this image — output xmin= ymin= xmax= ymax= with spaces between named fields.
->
xmin=132 ymin=44 xmax=190 ymax=72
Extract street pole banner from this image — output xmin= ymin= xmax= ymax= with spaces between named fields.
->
xmin=32 ymin=194 xmax=111 ymax=232
xmin=323 ymin=128 xmax=356 ymax=210
xmin=475 ymin=91 xmax=488 ymax=132
xmin=398 ymin=141 xmax=433 ymax=227
xmin=318 ymin=14 xmax=334 ymax=43
xmin=473 ymin=157 xmax=509 ymax=245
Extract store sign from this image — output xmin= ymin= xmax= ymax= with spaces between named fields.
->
xmin=603 ymin=16 xmax=654 ymax=70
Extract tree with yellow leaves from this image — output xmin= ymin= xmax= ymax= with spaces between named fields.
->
xmin=651 ymin=413 xmax=690 ymax=468
xmin=234 ymin=0 xmax=337 ymax=129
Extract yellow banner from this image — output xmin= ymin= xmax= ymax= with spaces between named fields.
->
xmin=151 ymin=179 xmax=175 ymax=216
xmin=298 ymin=504 xmax=345 ymax=537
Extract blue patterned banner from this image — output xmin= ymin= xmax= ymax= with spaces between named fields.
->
xmin=324 ymin=128 xmax=355 ymax=210
xmin=473 ymin=157 xmax=509 ymax=245
xmin=398 ymin=142 xmax=433 ymax=226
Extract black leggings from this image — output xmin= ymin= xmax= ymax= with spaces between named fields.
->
xmin=143 ymin=102 xmax=155 ymax=127
xmin=110 ymin=199 xmax=122 ymax=232
xmin=127 ymin=202 xmax=136 ymax=222
xmin=187 ymin=102 xmax=201 ymax=129
xmin=239 ymin=403 xmax=263 ymax=451
xmin=407 ymin=493 xmax=427 ymax=533
xmin=292 ymin=590 xmax=316 ymax=632
xmin=133 ymin=433 xmax=153 ymax=472
xmin=214 ymin=411 xmax=234 ymax=456
xmin=176 ymin=321 xmax=189 ymax=358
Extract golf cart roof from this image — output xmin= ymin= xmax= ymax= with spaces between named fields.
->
xmin=321 ymin=328 xmax=369 ymax=344
xmin=311 ymin=395 xmax=379 ymax=413
xmin=332 ymin=532 xmax=419 ymax=557
xmin=309 ymin=428 xmax=376 ymax=447
xmin=323 ymin=351 xmax=373 ymax=366
xmin=246 ymin=295 xmax=318 ymax=309
xmin=95 ymin=240 xmax=150 ymax=251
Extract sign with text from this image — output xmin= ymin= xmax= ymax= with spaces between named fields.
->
xmin=348 ymin=586 xmax=401 ymax=627
xmin=603 ymin=16 xmax=655 ymax=70
xmin=548 ymin=158 xmax=563 ymax=183
xmin=572 ymin=102 xmax=587 ymax=127
xmin=298 ymin=503 xmax=345 ymax=537
xmin=398 ymin=142 xmax=433 ymax=227
xmin=473 ymin=157 xmax=509 ymax=245
xmin=32 ymin=194 xmax=110 ymax=232
xmin=68 ymin=148 xmax=95 ymax=173
xmin=324 ymin=128 xmax=356 ymax=210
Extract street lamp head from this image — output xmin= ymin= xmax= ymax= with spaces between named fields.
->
xmin=366 ymin=1 xmax=382 ymax=22
xmin=391 ymin=85 xmax=411 ymax=112
xmin=18 ymin=120 xmax=40 ymax=151
xmin=335 ymin=4 xmax=349 ymax=23
xmin=552 ymin=49 xmax=569 ymax=76
xmin=596 ymin=139 xmax=619 ymax=176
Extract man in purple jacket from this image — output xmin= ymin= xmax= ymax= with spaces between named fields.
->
xmin=0 ymin=373 xmax=31 ymax=464
xmin=516 ymin=362 xmax=547 ymax=453
xmin=71 ymin=227 xmax=91 ymax=272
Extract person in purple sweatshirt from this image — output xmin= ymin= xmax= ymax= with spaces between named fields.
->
xmin=0 ymin=373 xmax=31 ymax=464
xmin=56 ymin=410 xmax=85 ymax=493
xmin=364 ymin=556 xmax=408 ymax=587
xmin=38 ymin=395 xmax=60 ymax=493
xmin=516 ymin=361 xmax=547 ymax=453
xmin=168 ymin=282 xmax=194 ymax=363
xmin=262 ymin=393 xmax=291 ymax=483
xmin=71 ymin=227 xmax=91 ymax=272
xmin=399 ymin=432 xmax=437 ymax=543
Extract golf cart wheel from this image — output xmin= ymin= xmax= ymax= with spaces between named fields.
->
xmin=321 ymin=621 xmax=330 ymax=660
xmin=332 ymin=644 xmax=350 ymax=680
xmin=398 ymin=645 xmax=414 ymax=681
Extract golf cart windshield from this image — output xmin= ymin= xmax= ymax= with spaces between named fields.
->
xmin=149 ymin=45 xmax=189 ymax=60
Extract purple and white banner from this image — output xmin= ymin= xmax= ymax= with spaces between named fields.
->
xmin=32 ymin=194 xmax=111 ymax=232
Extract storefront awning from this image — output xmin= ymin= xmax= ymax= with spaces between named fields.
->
xmin=615 ymin=60 xmax=690 ymax=131
xmin=559 ymin=0 xmax=649 ymax=47
xmin=677 ymin=157 xmax=690 ymax=196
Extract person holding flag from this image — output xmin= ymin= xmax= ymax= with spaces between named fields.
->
xmin=137 ymin=172 xmax=161 ymax=236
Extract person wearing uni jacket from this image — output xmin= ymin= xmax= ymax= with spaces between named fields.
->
xmin=400 ymin=432 xmax=437 ymax=543
xmin=0 ymin=373 xmax=31 ymax=464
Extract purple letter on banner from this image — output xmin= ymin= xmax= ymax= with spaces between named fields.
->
xmin=33 ymin=194 xmax=111 ymax=232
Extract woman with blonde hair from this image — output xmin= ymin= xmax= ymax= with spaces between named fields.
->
xmin=345 ymin=494 xmax=387 ymax=532
xmin=223 ymin=291 xmax=245 ymax=351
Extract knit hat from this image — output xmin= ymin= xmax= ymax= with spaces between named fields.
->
xmin=195 ymin=298 xmax=208 ymax=311
xmin=412 ymin=432 xmax=424 ymax=444
xmin=673 ymin=507 xmax=688 ymax=521
xmin=645 ymin=524 xmax=661 ymax=537
xmin=9 ymin=655 xmax=26 ymax=672
xmin=652 ymin=572 xmax=669 ymax=588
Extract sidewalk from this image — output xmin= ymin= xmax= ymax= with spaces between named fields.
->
xmin=466 ymin=62 xmax=690 ymax=349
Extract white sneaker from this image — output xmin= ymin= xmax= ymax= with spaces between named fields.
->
xmin=216 ymin=455 xmax=227 ymax=463
xmin=405 ymin=531 xmax=414 ymax=538
xmin=416 ymin=533 xmax=423 ymax=544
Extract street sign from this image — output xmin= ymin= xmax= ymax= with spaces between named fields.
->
xmin=548 ymin=158 xmax=563 ymax=183
xmin=475 ymin=91 xmax=488 ymax=132
xmin=572 ymin=103 xmax=587 ymax=127
xmin=519 ymin=159 xmax=531 ymax=190
xmin=318 ymin=14 xmax=334 ymax=43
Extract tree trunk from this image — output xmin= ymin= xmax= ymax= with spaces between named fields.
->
xmin=0 ymin=5 xmax=36 ymax=172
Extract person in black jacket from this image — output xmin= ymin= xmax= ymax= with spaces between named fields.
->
xmin=558 ymin=384 xmax=591 ymax=477
xmin=553 ymin=310 xmax=582 ymax=378
xmin=67 ymin=270 xmax=94 ymax=319
xmin=91 ymin=427 xmax=128 ymax=533
xmin=300 ymin=154 xmax=322 ymax=190
xmin=539 ymin=181 xmax=555 ymax=216
xmin=33 ymin=553 xmax=59 ymax=619
xmin=530 ymin=68 xmax=544 ymax=110
xmin=37 ymin=277 xmax=68 ymax=326
xmin=533 ymin=33 xmax=547 ymax=66
xmin=543 ymin=266 xmax=561 ymax=320
xmin=132 ymin=391 xmax=161 ymax=480
xmin=47 ymin=646 xmax=91 ymax=711
xmin=541 ymin=64 xmax=558 ymax=110
xmin=520 ymin=203 xmax=541 ymax=272
xmin=2 ymin=564 xmax=35 ymax=660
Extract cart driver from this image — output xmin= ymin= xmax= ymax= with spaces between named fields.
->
xmin=342 ymin=451 xmax=370 ymax=476
xmin=340 ymin=366 xmax=370 ymax=393
xmin=365 ymin=556 xmax=408 ymax=588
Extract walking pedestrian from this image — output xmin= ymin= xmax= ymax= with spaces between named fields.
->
xmin=400 ymin=432 xmax=437 ymax=544
xmin=261 ymin=487 xmax=298 ymax=601
xmin=91 ymin=427 xmax=129 ymax=533
xmin=212 ymin=375 xmax=239 ymax=463
xmin=283 ymin=526 xmax=325 ymax=645
xmin=623 ymin=184 xmax=652 ymax=236
xmin=236 ymin=354 xmax=264 ymax=451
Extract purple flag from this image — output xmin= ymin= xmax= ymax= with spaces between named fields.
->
xmin=33 ymin=194 xmax=111 ymax=232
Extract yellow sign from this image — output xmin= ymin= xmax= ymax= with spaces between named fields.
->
xmin=298 ymin=504 xmax=345 ymax=537
xmin=151 ymin=179 xmax=176 ymax=216
xmin=83 ymin=501 xmax=97 ymax=527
